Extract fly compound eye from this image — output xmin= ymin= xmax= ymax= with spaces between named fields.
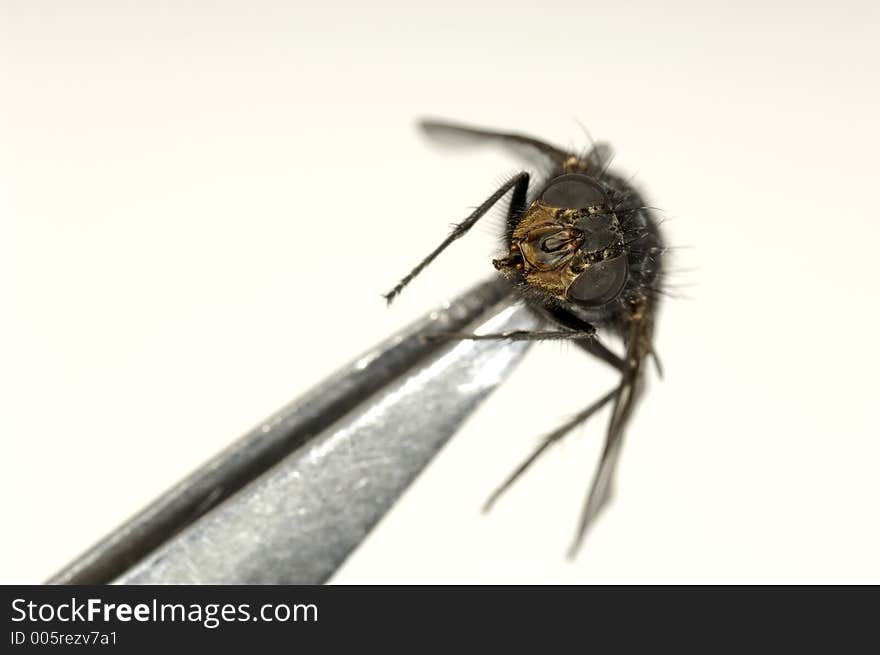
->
xmin=540 ymin=173 xmax=607 ymax=209
xmin=565 ymin=255 xmax=628 ymax=306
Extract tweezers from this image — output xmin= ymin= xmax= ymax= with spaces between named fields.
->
xmin=47 ymin=277 xmax=539 ymax=585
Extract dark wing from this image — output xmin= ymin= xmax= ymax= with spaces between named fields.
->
xmin=419 ymin=118 xmax=575 ymax=168
xmin=567 ymin=296 xmax=656 ymax=557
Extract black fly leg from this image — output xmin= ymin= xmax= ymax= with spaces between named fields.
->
xmin=383 ymin=172 xmax=531 ymax=305
xmin=542 ymin=305 xmax=626 ymax=373
xmin=483 ymin=387 xmax=618 ymax=512
xmin=421 ymin=329 xmax=595 ymax=344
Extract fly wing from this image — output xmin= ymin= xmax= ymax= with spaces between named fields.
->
xmin=568 ymin=299 xmax=655 ymax=556
xmin=419 ymin=118 xmax=575 ymax=167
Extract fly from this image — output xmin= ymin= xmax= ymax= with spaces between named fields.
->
xmin=384 ymin=119 xmax=665 ymax=556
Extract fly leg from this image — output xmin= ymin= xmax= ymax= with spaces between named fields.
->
xmin=383 ymin=172 xmax=530 ymax=305
xmin=421 ymin=328 xmax=595 ymax=343
xmin=541 ymin=305 xmax=626 ymax=372
xmin=423 ymin=304 xmax=627 ymax=369
xmin=483 ymin=387 xmax=618 ymax=511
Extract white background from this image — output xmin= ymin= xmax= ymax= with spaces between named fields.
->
xmin=2 ymin=1 xmax=878 ymax=584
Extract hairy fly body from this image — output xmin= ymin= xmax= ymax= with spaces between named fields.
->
xmin=384 ymin=119 xmax=665 ymax=556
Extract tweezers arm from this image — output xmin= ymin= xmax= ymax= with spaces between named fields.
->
xmin=113 ymin=291 xmax=538 ymax=584
xmin=48 ymin=277 xmax=534 ymax=584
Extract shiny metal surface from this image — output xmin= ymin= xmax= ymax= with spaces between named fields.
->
xmin=48 ymin=277 xmax=538 ymax=584
xmin=113 ymin=298 xmax=538 ymax=584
